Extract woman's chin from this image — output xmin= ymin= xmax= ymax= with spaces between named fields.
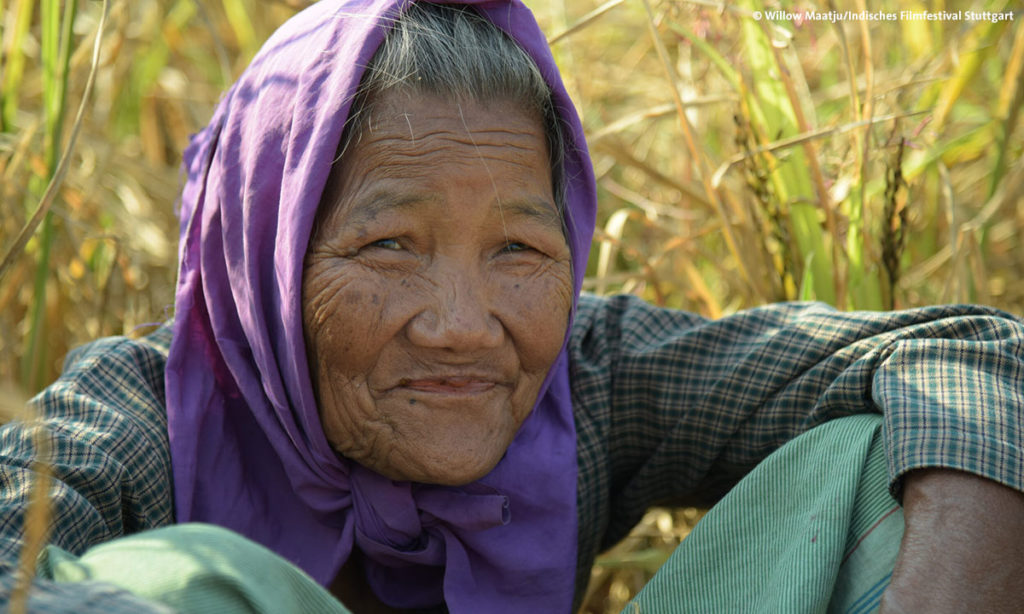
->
xmin=375 ymin=443 xmax=508 ymax=486
xmin=342 ymin=394 xmax=527 ymax=485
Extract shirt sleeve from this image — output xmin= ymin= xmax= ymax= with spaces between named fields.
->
xmin=0 ymin=326 xmax=176 ymax=612
xmin=569 ymin=293 xmax=1024 ymax=552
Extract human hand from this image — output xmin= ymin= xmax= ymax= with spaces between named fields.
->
xmin=879 ymin=468 xmax=1024 ymax=613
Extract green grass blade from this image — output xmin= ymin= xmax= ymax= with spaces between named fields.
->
xmin=666 ymin=21 xmax=741 ymax=91
xmin=20 ymin=0 xmax=79 ymax=392
xmin=1 ymin=0 xmax=34 ymax=131
xmin=735 ymin=2 xmax=834 ymax=305
xmin=223 ymin=0 xmax=258 ymax=57
xmin=989 ymin=21 xmax=1024 ymax=199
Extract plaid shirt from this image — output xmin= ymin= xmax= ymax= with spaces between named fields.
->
xmin=3 ymin=293 xmax=1024 ymax=611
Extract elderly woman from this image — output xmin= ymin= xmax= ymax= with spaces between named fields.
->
xmin=2 ymin=1 xmax=1024 ymax=613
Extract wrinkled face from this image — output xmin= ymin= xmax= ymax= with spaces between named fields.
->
xmin=302 ymin=92 xmax=573 ymax=486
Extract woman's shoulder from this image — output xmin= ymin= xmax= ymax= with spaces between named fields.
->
xmin=1 ymin=325 xmax=177 ymax=559
xmin=570 ymin=293 xmax=707 ymax=358
xmin=31 ymin=323 xmax=172 ymax=430
xmin=61 ymin=323 xmax=172 ymax=375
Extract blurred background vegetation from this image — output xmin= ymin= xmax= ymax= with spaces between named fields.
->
xmin=1 ymin=0 xmax=1022 ymax=612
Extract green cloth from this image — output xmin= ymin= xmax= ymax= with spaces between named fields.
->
xmin=34 ymin=415 xmax=900 ymax=614
xmin=37 ymin=524 xmax=351 ymax=614
xmin=626 ymin=414 xmax=902 ymax=613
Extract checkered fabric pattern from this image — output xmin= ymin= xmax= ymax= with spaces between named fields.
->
xmin=3 ymin=293 xmax=1023 ymax=612
xmin=570 ymin=294 xmax=1024 ymax=603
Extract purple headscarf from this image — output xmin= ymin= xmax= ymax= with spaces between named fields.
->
xmin=165 ymin=0 xmax=596 ymax=611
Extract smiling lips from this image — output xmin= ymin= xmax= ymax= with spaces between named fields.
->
xmin=397 ymin=377 xmax=500 ymax=395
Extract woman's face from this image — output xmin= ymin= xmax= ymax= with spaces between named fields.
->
xmin=303 ymin=92 xmax=573 ymax=486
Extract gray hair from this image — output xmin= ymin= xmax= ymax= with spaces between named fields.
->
xmin=332 ymin=2 xmax=567 ymax=217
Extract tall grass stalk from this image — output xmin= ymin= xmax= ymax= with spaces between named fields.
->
xmin=639 ymin=0 xmax=756 ymax=293
xmin=0 ymin=0 xmax=34 ymax=132
xmin=547 ymin=0 xmax=623 ymax=45
xmin=7 ymin=420 xmax=52 ymax=614
xmin=2 ymin=0 xmax=108 ymax=392
xmin=221 ymin=0 xmax=255 ymax=52
xmin=990 ymin=22 xmax=1024 ymax=199
xmin=759 ymin=18 xmax=844 ymax=304
xmin=737 ymin=0 xmax=836 ymax=304
xmin=0 ymin=383 xmax=48 ymax=614
xmin=19 ymin=0 xmax=79 ymax=392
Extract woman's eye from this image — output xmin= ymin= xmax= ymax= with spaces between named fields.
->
xmin=369 ymin=238 xmax=402 ymax=250
xmin=501 ymin=241 xmax=531 ymax=253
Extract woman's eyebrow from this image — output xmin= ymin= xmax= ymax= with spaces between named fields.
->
xmin=345 ymin=192 xmax=434 ymax=225
xmin=345 ymin=193 xmax=561 ymax=230
xmin=499 ymin=199 xmax=562 ymax=230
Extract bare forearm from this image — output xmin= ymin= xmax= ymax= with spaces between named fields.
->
xmin=881 ymin=468 xmax=1024 ymax=613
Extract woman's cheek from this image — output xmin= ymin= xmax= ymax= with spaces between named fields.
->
xmin=305 ymin=263 xmax=391 ymax=374
xmin=496 ymin=262 xmax=573 ymax=368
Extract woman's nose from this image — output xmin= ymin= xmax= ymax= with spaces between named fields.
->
xmin=405 ymin=269 xmax=503 ymax=352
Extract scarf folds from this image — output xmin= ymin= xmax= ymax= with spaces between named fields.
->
xmin=164 ymin=1 xmax=597 ymax=611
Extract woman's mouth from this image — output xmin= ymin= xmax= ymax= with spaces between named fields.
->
xmin=397 ymin=377 xmax=498 ymax=395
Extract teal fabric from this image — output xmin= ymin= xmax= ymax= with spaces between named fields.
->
xmin=625 ymin=414 xmax=903 ymax=614
xmin=33 ymin=416 xmax=902 ymax=614
xmin=37 ymin=524 xmax=351 ymax=614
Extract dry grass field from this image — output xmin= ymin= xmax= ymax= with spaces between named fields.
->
xmin=2 ymin=1 xmax=1022 ymax=612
